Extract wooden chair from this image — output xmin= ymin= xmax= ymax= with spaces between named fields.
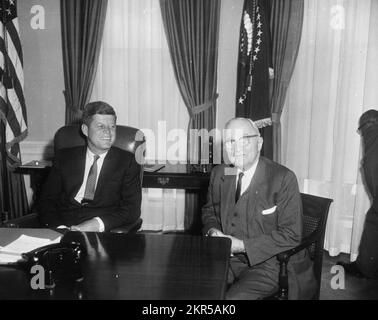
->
xmin=264 ymin=193 xmax=333 ymax=300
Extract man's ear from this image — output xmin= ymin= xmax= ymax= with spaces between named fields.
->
xmin=257 ymin=136 xmax=264 ymax=152
xmin=81 ymin=123 xmax=88 ymax=137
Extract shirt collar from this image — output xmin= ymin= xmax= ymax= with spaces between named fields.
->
xmin=237 ymin=156 xmax=259 ymax=178
xmin=86 ymin=148 xmax=109 ymax=161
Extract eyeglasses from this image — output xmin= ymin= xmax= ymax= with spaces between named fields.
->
xmin=224 ymin=134 xmax=259 ymax=149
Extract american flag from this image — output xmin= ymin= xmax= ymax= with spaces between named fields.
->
xmin=0 ymin=0 xmax=27 ymax=165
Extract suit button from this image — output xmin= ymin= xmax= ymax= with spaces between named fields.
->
xmin=233 ymin=212 xmax=238 ymax=217
xmin=231 ymin=223 xmax=235 ymax=227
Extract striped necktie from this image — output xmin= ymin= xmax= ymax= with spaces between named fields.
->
xmin=235 ymin=171 xmax=244 ymax=203
xmin=82 ymin=154 xmax=100 ymax=203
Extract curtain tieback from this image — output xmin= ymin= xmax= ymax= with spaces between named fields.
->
xmin=63 ymin=91 xmax=79 ymax=112
xmin=271 ymin=112 xmax=281 ymax=124
xmin=188 ymin=93 xmax=219 ymax=119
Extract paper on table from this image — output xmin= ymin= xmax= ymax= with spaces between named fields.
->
xmin=0 ymin=234 xmax=62 ymax=265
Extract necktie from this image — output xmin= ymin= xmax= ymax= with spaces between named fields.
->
xmin=235 ymin=172 xmax=244 ymax=203
xmin=83 ymin=154 xmax=100 ymax=203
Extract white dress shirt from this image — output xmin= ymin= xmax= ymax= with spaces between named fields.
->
xmin=73 ymin=148 xmax=108 ymax=232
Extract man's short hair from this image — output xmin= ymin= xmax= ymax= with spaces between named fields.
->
xmin=225 ymin=117 xmax=260 ymax=134
xmin=82 ymin=101 xmax=117 ymax=126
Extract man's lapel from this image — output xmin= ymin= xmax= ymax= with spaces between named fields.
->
xmin=245 ymin=157 xmax=266 ymax=219
xmin=69 ymin=147 xmax=87 ymax=196
xmin=94 ymin=148 xmax=115 ymax=199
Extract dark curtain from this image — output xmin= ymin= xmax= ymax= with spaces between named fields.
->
xmin=270 ymin=0 xmax=304 ymax=163
xmin=160 ymin=0 xmax=221 ymax=232
xmin=0 ymin=131 xmax=28 ymax=221
xmin=61 ymin=0 xmax=108 ymax=124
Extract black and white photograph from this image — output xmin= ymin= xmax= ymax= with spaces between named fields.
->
xmin=0 ymin=0 xmax=377 ymax=306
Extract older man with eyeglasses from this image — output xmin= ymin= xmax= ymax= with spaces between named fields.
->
xmin=202 ymin=117 xmax=316 ymax=300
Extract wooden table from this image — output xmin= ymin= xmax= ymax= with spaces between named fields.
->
xmin=0 ymin=228 xmax=230 ymax=300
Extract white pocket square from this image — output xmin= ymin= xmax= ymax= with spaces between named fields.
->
xmin=262 ymin=206 xmax=277 ymax=215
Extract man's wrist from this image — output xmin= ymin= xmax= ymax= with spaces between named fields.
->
xmin=94 ymin=217 xmax=105 ymax=232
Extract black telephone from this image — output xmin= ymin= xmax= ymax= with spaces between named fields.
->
xmin=21 ymin=241 xmax=85 ymax=288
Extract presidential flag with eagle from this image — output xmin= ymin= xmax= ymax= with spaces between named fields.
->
xmin=235 ymin=0 xmax=273 ymax=129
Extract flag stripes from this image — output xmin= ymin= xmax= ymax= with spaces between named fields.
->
xmin=3 ymin=20 xmax=23 ymax=65
xmin=0 ymin=0 xmax=27 ymax=163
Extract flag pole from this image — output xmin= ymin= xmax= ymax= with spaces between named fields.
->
xmin=0 ymin=117 xmax=10 ymax=224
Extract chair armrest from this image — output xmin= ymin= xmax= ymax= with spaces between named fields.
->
xmin=277 ymin=229 xmax=320 ymax=263
xmin=2 ymin=213 xmax=40 ymax=228
xmin=110 ymin=218 xmax=142 ymax=234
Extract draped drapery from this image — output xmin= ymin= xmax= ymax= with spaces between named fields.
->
xmin=0 ymin=137 xmax=28 ymax=221
xmin=160 ymin=0 xmax=221 ymax=231
xmin=281 ymin=0 xmax=378 ymax=259
xmin=270 ymin=0 xmax=303 ymax=163
xmin=0 ymin=167 xmax=28 ymax=220
xmin=159 ymin=0 xmax=220 ymax=163
xmin=91 ymin=0 xmax=189 ymax=232
xmin=61 ymin=0 xmax=108 ymax=124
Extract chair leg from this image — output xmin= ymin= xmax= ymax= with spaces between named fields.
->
xmin=277 ymin=259 xmax=289 ymax=299
xmin=263 ymin=259 xmax=289 ymax=300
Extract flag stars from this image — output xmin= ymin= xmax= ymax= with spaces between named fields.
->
xmin=256 ymin=38 xmax=262 ymax=45
xmin=238 ymin=97 xmax=244 ymax=104
xmin=254 ymin=47 xmax=260 ymax=54
xmin=253 ymin=55 xmax=258 ymax=61
xmin=257 ymin=30 xmax=263 ymax=37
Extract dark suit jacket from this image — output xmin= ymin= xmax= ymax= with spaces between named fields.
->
xmin=202 ymin=157 xmax=316 ymax=299
xmin=357 ymin=126 xmax=378 ymax=278
xmin=38 ymin=146 xmax=142 ymax=231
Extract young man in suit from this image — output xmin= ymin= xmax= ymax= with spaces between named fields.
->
xmin=38 ymin=101 xmax=142 ymax=232
xmin=202 ymin=117 xmax=316 ymax=299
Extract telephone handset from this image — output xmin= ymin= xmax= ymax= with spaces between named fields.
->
xmin=21 ymin=241 xmax=85 ymax=288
